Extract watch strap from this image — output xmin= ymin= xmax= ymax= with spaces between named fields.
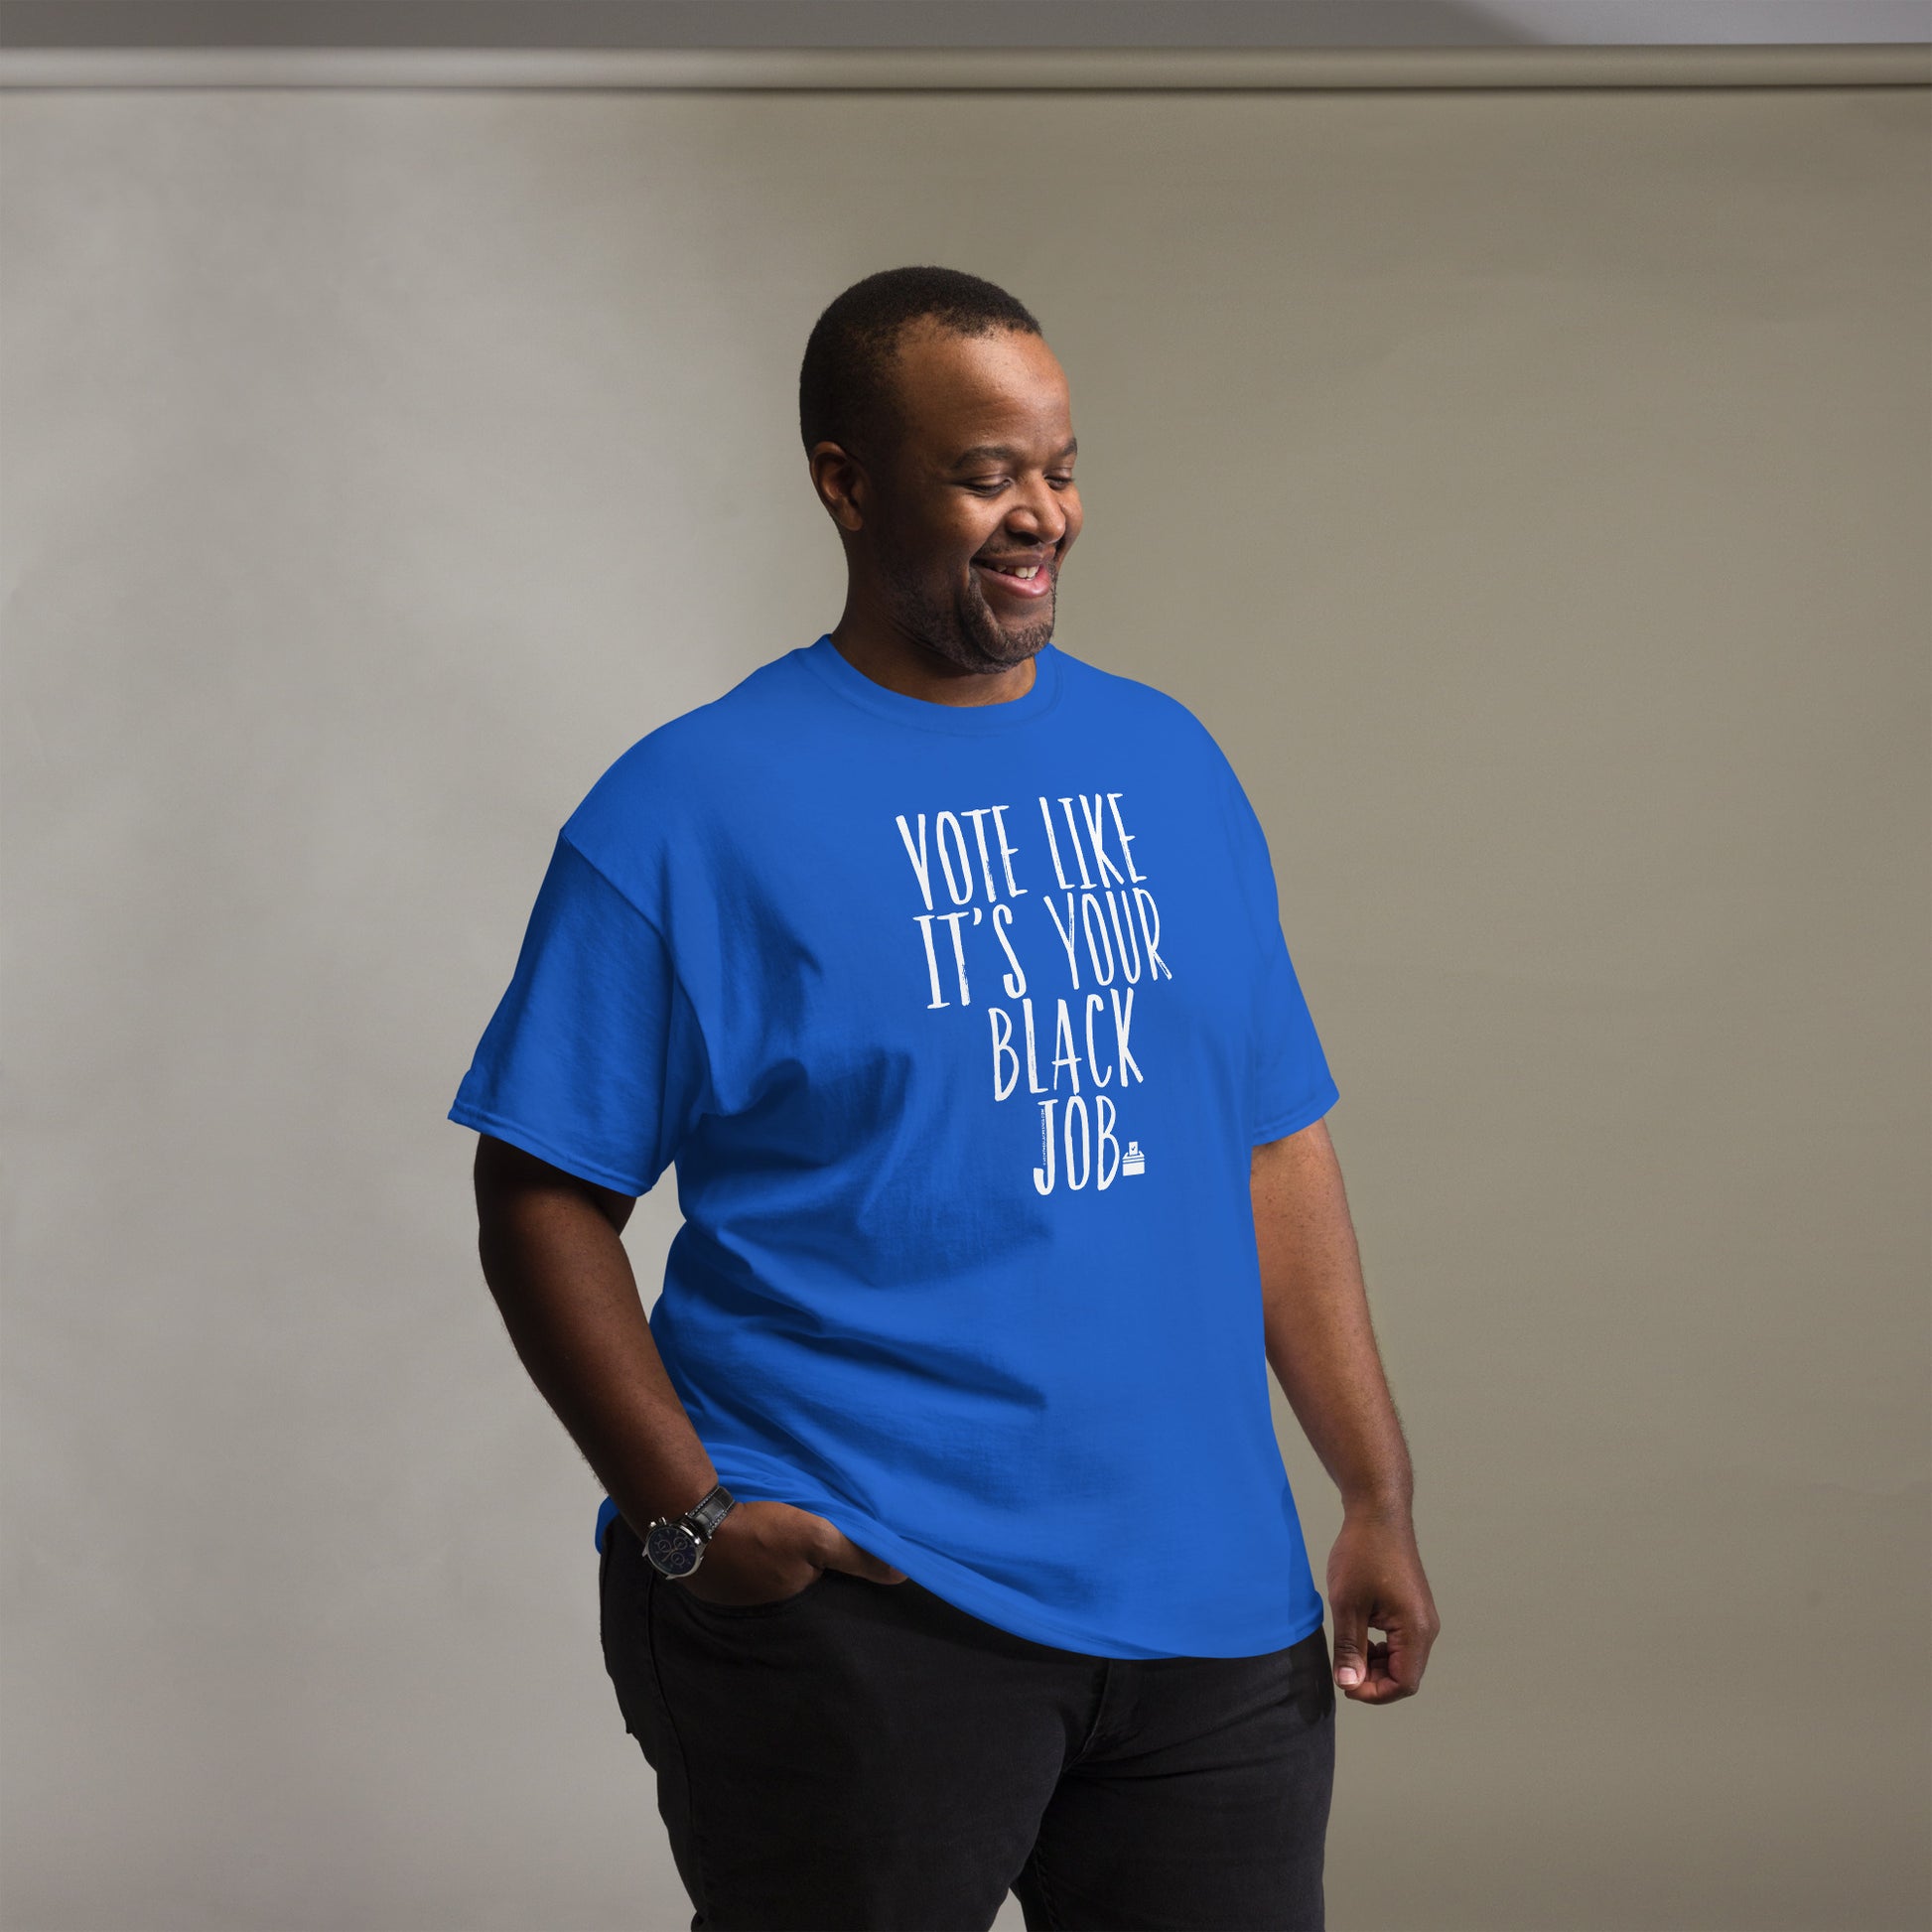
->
xmin=683 ymin=1482 xmax=737 ymax=1540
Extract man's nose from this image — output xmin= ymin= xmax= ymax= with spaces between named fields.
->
xmin=1004 ymin=487 xmax=1068 ymax=544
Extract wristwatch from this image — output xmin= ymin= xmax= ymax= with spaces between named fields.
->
xmin=642 ymin=1481 xmax=739 ymax=1578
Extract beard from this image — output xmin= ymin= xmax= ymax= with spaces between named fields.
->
xmin=875 ymin=547 xmax=1055 ymax=677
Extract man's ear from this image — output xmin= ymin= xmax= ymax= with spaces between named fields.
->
xmin=808 ymin=441 xmax=868 ymax=535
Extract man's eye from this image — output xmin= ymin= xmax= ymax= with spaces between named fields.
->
xmin=967 ymin=476 xmax=1074 ymax=494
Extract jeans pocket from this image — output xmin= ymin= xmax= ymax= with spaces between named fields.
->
xmin=598 ymin=1516 xmax=643 ymax=1738
xmin=1283 ymin=1622 xmax=1336 ymax=1727
xmin=667 ymin=1564 xmax=837 ymax=1618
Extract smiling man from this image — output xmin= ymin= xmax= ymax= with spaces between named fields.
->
xmin=451 ymin=265 xmax=1438 ymax=1932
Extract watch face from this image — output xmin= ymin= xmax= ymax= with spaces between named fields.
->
xmin=644 ymin=1521 xmax=701 ymax=1577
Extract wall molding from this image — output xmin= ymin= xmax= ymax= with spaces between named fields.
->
xmin=3 ymin=43 xmax=1928 ymax=90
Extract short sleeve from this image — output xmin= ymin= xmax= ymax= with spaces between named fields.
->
xmin=447 ymin=830 xmax=710 ymax=1194
xmin=1217 ymin=763 xmax=1340 ymax=1144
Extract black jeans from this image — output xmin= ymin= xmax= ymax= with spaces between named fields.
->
xmin=599 ymin=1513 xmax=1335 ymax=1932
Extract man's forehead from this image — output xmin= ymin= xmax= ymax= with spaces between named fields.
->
xmin=892 ymin=329 xmax=1070 ymax=446
xmin=896 ymin=322 xmax=1057 ymax=390
xmin=946 ymin=437 xmax=1079 ymax=468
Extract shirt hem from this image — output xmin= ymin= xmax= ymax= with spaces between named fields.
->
xmin=447 ymin=1099 xmax=652 ymax=1197
xmin=599 ymin=1471 xmax=1326 ymax=1662
xmin=1251 ymin=1075 xmax=1340 ymax=1146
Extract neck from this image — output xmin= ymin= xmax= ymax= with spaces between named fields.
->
xmin=828 ymin=595 xmax=1039 ymax=710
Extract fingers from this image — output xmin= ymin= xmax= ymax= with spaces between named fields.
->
xmin=1336 ymin=1635 xmax=1422 ymax=1703
xmin=1378 ymin=1620 xmax=1431 ymax=1699
xmin=827 ymin=1528 xmax=908 ymax=1585
xmin=1330 ymin=1601 xmax=1370 ymax=1690
xmin=1347 ymin=1636 xmax=1402 ymax=1702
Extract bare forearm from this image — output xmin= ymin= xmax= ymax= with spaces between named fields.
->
xmin=1252 ymin=1120 xmax=1412 ymax=1514
xmin=473 ymin=1144 xmax=716 ymax=1535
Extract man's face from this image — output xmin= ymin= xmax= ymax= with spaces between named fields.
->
xmin=820 ymin=322 xmax=1082 ymax=676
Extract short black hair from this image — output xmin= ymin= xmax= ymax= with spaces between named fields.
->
xmin=798 ymin=266 xmax=1042 ymax=468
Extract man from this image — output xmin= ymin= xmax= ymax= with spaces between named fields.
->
xmin=451 ymin=265 xmax=1439 ymax=1932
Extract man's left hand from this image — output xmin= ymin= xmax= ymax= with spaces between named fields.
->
xmin=1325 ymin=1506 xmax=1440 ymax=1704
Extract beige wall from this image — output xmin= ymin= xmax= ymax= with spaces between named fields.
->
xmin=3 ymin=69 xmax=1926 ymax=1932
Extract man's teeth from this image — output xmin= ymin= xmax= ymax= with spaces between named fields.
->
xmin=988 ymin=563 xmax=1038 ymax=577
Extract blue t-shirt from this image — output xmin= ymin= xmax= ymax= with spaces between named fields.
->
xmin=449 ymin=633 xmax=1338 ymax=1659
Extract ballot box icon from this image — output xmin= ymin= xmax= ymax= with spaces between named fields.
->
xmin=1122 ymin=1140 xmax=1146 ymax=1175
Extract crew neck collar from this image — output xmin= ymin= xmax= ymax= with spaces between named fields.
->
xmin=799 ymin=632 xmax=1064 ymax=735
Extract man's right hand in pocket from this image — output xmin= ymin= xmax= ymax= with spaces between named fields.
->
xmin=675 ymin=1499 xmax=909 ymax=1607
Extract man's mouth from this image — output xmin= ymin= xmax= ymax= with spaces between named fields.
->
xmin=974 ymin=555 xmax=1054 ymax=601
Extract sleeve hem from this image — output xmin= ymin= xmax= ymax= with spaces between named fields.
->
xmin=447 ymin=1100 xmax=654 ymax=1197
xmin=1250 ymin=1076 xmax=1339 ymax=1147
